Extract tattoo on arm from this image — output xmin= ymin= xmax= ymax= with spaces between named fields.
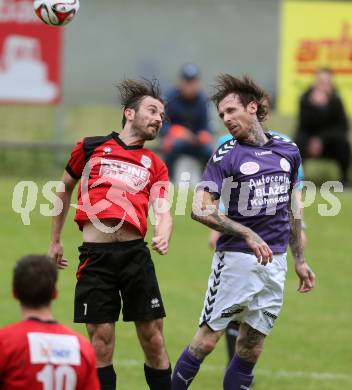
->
xmin=191 ymin=191 xmax=257 ymax=240
xmin=192 ymin=206 xmax=249 ymax=239
xmin=288 ymin=191 xmax=304 ymax=263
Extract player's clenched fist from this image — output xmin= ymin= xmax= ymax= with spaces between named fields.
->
xmin=151 ymin=236 xmax=169 ymax=255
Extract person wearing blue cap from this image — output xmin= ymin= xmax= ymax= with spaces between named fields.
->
xmin=160 ymin=64 xmax=213 ymax=181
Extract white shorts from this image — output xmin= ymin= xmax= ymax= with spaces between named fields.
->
xmin=199 ymin=251 xmax=287 ymax=335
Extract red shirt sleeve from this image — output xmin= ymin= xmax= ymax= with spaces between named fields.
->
xmin=150 ymin=160 xmax=169 ymax=203
xmin=65 ymin=140 xmax=85 ymax=179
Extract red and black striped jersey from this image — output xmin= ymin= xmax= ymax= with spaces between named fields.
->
xmin=65 ymin=132 xmax=169 ymax=236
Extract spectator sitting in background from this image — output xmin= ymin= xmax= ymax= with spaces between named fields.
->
xmin=160 ymin=64 xmax=213 ymax=181
xmin=295 ymin=68 xmax=351 ymax=185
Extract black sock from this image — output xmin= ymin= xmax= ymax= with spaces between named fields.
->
xmin=144 ymin=363 xmax=172 ymax=390
xmin=225 ymin=322 xmax=240 ymax=365
xmin=97 ymin=365 xmax=116 ymax=390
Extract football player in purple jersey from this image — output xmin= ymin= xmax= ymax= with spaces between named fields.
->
xmin=171 ymin=75 xmax=315 ymax=390
xmin=209 ymin=131 xmax=308 ymax=368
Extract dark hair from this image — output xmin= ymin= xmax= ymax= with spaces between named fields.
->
xmin=116 ymin=78 xmax=164 ymax=127
xmin=211 ymin=74 xmax=270 ymax=122
xmin=13 ymin=255 xmax=58 ymax=308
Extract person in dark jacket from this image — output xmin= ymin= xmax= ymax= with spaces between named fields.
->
xmin=295 ymin=68 xmax=351 ymax=184
xmin=160 ymin=64 xmax=213 ymax=181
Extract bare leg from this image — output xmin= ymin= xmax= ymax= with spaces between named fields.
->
xmin=86 ymin=323 xmax=116 ymax=390
xmin=135 ymin=319 xmax=171 ymax=390
xmin=223 ymin=323 xmax=266 ymax=389
xmin=236 ymin=323 xmax=265 ymax=363
xmin=171 ymin=325 xmax=223 ymax=389
xmin=135 ymin=319 xmax=169 ymax=368
xmin=86 ymin=323 xmax=116 ymax=366
xmin=189 ymin=324 xmax=224 ymax=361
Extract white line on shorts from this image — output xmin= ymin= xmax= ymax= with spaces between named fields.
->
xmin=114 ymin=359 xmax=352 ymax=382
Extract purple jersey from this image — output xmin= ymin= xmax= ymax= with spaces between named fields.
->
xmin=200 ymin=133 xmax=302 ymax=253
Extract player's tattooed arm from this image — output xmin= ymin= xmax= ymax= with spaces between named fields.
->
xmin=191 ymin=189 xmax=248 ymax=236
xmin=288 ymin=189 xmax=304 ymax=263
xmin=192 ymin=190 xmax=273 ymax=264
xmin=288 ymin=189 xmax=316 ymax=292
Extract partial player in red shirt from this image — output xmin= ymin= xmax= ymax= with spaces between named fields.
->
xmin=48 ymin=79 xmax=173 ymax=390
xmin=0 ymin=255 xmax=99 ymax=390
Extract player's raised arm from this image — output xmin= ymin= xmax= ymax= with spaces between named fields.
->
xmin=191 ymin=189 xmax=273 ymax=265
xmin=48 ymin=170 xmax=78 ymax=269
xmin=288 ymin=188 xmax=316 ymax=293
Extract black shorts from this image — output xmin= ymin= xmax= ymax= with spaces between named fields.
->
xmin=74 ymin=239 xmax=166 ymax=323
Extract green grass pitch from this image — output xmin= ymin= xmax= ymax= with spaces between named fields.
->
xmin=1 ymin=177 xmax=351 ymax=389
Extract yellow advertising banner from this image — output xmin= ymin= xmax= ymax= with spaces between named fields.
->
xmin=278 ymin=1 xmax=352 ymax=116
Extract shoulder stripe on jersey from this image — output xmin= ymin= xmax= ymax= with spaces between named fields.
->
xmin=269 ymin=132 xmax=297 ymax=146
xmin=83 ymin=134 xmax=113 ymax=163
xmin=213 ymin=139 xmax=236 ymax=163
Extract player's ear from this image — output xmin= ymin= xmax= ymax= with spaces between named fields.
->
xmin=247 ymin=101 xmax=258 ymax=114
xmin=124 ymin=107 xmax=135 ymax=122
xmin=51 ymin=287 xmax=58 ymax=300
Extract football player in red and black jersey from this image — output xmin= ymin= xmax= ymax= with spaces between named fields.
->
xmin=0 ymin=255 xmax=99 ymax=390
xmin=48 ymin=79 xmax=173 ymax=390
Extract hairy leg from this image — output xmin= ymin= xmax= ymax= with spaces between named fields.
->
xmin=171 ymin=325 xmax=224 ymax=389
xmin=189 ymin=325 xmax=224 ymax=361
xmin=136 ymin=319 xmax=171 ymax=390
xmin=236 ymin=323 xmax=265 ymax=363
xmin=135 ymin=319 xmax=170 ymax=369
xmin=86 ymin=323 xmax=115 ymax=367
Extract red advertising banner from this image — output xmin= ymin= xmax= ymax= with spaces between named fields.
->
xmin=0 ymin=0 xmax=62 ymax=104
